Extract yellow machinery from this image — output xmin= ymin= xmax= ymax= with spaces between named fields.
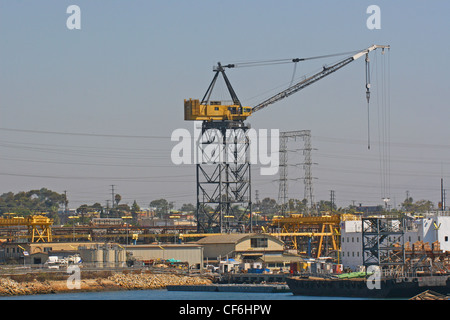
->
xmin=184 ymin=62 xmax=252 ymax=122
xmin=0 ymin=215 xmax=53 ymax=242
xmin=184 ymin=99 xmax=252 ymax=121
xmin=271 ymin=214 xmax=341 ymax=258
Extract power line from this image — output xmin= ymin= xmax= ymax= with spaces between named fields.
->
xmin=0 ymin=171 xmax=195 ymax=181
xmin=0 ymin=127 xmax=168 ymax=139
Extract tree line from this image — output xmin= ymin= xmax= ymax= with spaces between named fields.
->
xmin=0 ymin=188 xmax=441 ymax=226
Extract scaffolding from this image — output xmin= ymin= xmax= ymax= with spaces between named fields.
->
xmin=362 ymin=216 xmax=405 ymax=272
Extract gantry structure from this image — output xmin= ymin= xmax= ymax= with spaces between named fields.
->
xmin=271 ymin=214 xmax=340 ymax=258
xmin=0 ymin=215 xmax=53 ymax=242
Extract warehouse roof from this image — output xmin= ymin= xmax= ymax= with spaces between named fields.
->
xmin=195 ymin=233 xmax=283 ymax=245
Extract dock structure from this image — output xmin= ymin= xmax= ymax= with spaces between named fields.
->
xmin=222 ymin=272 xmax=289 ymax=284
xmin=167 ymin=283 xmax=289 ymax=293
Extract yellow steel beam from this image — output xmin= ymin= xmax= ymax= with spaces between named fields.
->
xmin=316 ymin=224 xmax=326 ymax=258
xmin=1 ymin=231 xmax=338 ymax=242
xmin=0 ymin=215 xmax=53 ymax=243
xmin=271 ymin=215 xmax=341 ymax=226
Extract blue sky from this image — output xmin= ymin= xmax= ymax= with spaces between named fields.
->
xmin=0 ymin=1 xmax=449 ymax=209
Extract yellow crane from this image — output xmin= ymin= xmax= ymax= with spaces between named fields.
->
xmin=185 ymin=45 xmax=390 ymax=122
xmin=271 ymin=214 xmax=341 ymax=258
xmin=186 ymin=45 xmax=389 ymax=234
xmin=0 ymin=215 xmax=53 ymax=242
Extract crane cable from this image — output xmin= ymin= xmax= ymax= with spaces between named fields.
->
xmin=289 ymin=60 xmax=298 ymax=87
xmin=225 ymin=50 xmax=361 ymax=69
xmin=366 ymin=53 xmax=371 ymax=150
xmin=375 ymin=49 xmax=391 ymax=204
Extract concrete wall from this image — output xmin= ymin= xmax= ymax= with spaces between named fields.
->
xmin=125 ymin=244 xmax=203 ymax=267
xmin=235 ymin=235 xmax=284 ymax=253
xmin=202 ymin=243 xmax=235 ymax=260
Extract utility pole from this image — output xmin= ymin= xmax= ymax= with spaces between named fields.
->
xmin=444 ymin=189 xmax=447 ymax=211
xmin=106 ymin=200 xmax=110 ymax=217
xmin=63 ymin=190 xmax=68 ymax=215
xmin=111 ymin=185 xmax=115 ymax=209
xmin=330 ymin=190 xmax=335 ymax=213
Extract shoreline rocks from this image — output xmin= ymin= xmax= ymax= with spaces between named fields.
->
xmin=0 ymin=272 xmax=212 ymax=296
xmin=108 ymin=273 xmax=212 ymax=290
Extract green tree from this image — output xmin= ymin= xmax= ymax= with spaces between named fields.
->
xmin=150 ymin=199 xmax=173 ymax=218
xmin=402 ymin=196 xmax=415 ymax=212
xmin=317 ymin=200 xmax=336 ymax=213
xmin=0 ymin=188 xmax=65 ymax=221
xmin=401 ymin=197 xmax=435 ymax=213
xmin=180 ymin=203 xmax=196 ymax=213
xmin=131 ymin=200 xmax=141 ymax=225
xmin=76 ymin=204 xmax=90 ymax=224
xmin=114 ymin=194 xmax=122 ymax=207
xmin=287 ymin=198 xmax=308 ymax=214
xmin=260 ymin=198 xmax=279 ymax=217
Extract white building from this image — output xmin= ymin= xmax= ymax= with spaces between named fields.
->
xmin=339 ymin=213 xmax=450 ymax=271
xmin=416 ymin=212 xmax=450 ymax=251
xmin=340 ymin=219 xmax=363 ymax=270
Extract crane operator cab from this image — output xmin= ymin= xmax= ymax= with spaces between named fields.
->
xmin=184 ymin=99 xmax=252 ymax=121
xmin=184 ymin=62 xmax=252 ymax=122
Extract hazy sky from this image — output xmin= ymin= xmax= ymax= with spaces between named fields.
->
xmin=0 ymin=1 xmax=449 ymax=210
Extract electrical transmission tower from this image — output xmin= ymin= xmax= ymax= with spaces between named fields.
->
xmin=278 ymin=130 xmax=315 ymax=216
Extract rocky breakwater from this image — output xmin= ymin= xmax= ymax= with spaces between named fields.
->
xmin=0 ymin=272 xmax=213 ymax=296
xmin=108 ymin=273 xmax=212 ymax=290
xmin=0 ymin=277 xmax=55 ymax=296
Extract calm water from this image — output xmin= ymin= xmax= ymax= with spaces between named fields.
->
xmin=0 ymin=289 xmax=370 ymax=300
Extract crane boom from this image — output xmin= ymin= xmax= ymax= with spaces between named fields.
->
xmin=251 ymin=45 xmax=389 ymax=113
xmin=184 ymin=45 xmax=389 ymax=122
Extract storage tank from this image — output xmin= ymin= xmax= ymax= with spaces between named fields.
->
xmin=115 ymin=248 xmax=126 ymax=266
xmin=103 ymin=249 xmax=115 ymax=268
xmin=95 ymin=249 xmax=104 ymax=268
xmin=79 ymin=248 xmax=95 ymax=265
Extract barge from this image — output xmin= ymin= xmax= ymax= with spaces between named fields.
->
xmin=286 ymin=275 xmax=450 ymax=298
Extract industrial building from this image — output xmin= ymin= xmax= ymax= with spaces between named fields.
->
xmin=124 ymin=243 xmax=204 ymax=269
xmin=78 ymin=244 xmax=127 ymax=268
xmin=196 ymin=233 xmax=284 ymax=261
xmin=0 ymin=241 xmax=102 ymax=265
